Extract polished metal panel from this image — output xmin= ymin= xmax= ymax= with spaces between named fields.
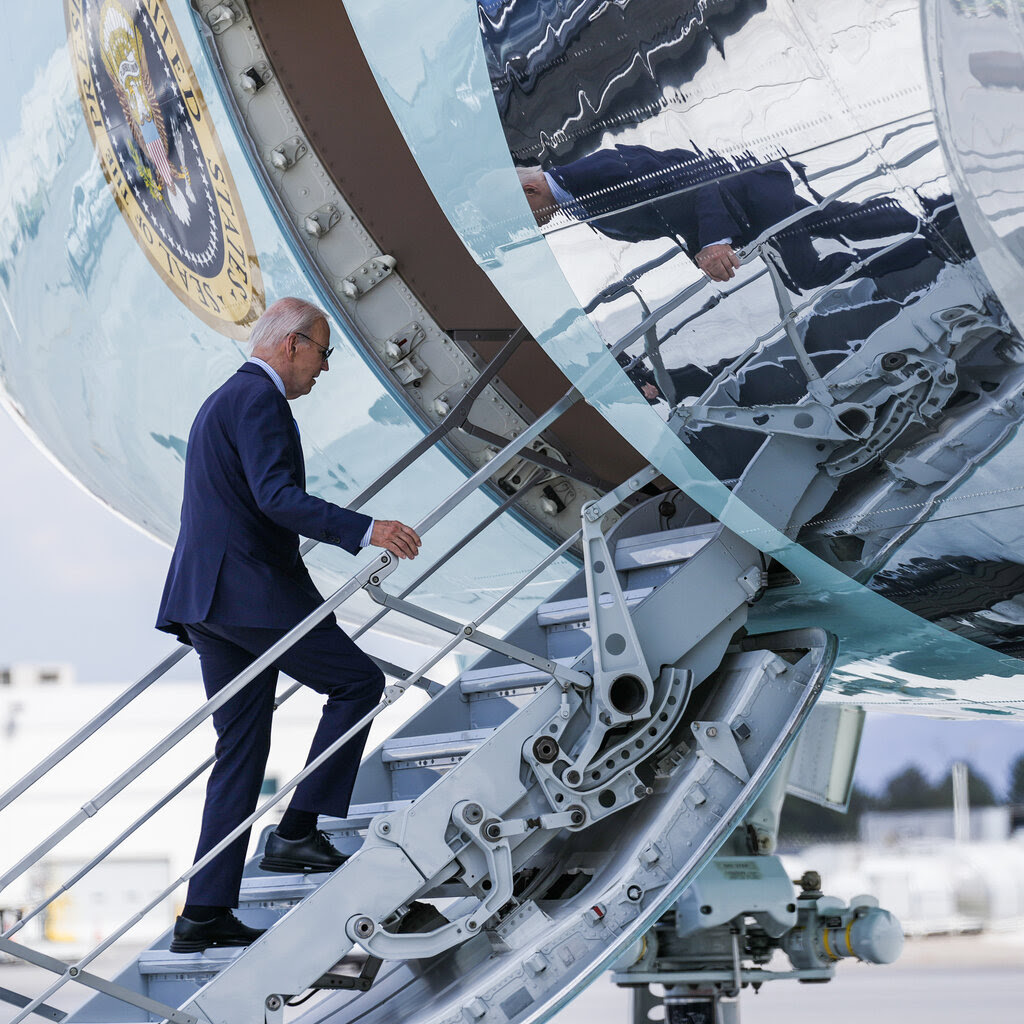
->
xmin=473 ymin=0 xmax=1024 ymax=661
xmin=925 ymin=0 xmax=1024 ymax=336
xmin=347 ymin=0 xmax=1024 ymax=715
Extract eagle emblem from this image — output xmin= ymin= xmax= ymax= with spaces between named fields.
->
xmin=97 ymin=0 xmax=196 ymax=223
xmin=66 ymin=0 xmax=265 ymax=338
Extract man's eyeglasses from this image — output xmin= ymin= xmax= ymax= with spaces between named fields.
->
xmin=294 ymin=332 xmax=333 ymax=362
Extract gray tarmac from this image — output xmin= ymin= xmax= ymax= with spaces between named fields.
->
xmin=1 ymin=933 xmax=1021 ymax=1024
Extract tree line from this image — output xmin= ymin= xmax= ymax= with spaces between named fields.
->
xmin=778 ymin=752 xmax=1024 ymax=842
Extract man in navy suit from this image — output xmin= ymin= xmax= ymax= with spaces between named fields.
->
xmin=518 ymin=144 xmax=931 ymax=291
xmin=157 ymin=296 xmax=421 ymax=953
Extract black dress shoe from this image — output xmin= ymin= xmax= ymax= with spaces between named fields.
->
xmin=259 ymin=829 xmax=348 ymax=873
xmin=169 ymin=911 xmax=265 ymax=954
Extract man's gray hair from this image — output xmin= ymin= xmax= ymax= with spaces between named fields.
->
xmin=516 ymin=164 xmax=545 ymax=187
xmin=248 ymin=297 xmax=330 ymax=356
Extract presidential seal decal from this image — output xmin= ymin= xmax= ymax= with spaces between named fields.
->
xmin=65 ymin=0 xmax=265 ymax=338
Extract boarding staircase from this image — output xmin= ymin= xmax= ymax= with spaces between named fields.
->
xmin=0 ymin=326 xmax=836 ymax=1024
xmin=4 ymin=185 xmax=1012 ymax=1022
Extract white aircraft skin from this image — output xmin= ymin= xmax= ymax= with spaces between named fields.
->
xmin=2 ymin=0 xmax=1021 ymax=713
xmin=1 ymin=4 xmax=1023 ymax=1024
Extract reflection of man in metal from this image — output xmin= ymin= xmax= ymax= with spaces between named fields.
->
xmin=157 ymin=297 xmax=421 ymax=953
xmin=518 ymin=144 xmax=934 ymax=291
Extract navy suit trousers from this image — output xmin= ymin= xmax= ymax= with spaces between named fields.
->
xmin=182 ymin=620 xmax=385 ymax=907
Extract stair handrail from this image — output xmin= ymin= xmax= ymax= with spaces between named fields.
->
xmin=679 ymin=224 xmax=931 ymax=421
xmin=598 ymin=151 xmax=934 ymax=377
xmin=4 ymin=520 xmax=584 ymax=1024
xmin=0 ymin=371 xmax=581 ymax=898
xmin=0 ymin=471 xmax=546 ymax=942
xmin=0 ymin=328 xmax=530 ymax=816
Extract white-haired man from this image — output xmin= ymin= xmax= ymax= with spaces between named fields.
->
xmin=157 ymin=296 xmax=420 ymax=952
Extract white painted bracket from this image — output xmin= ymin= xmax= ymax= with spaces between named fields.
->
xmin=303 ymin=203 xmax=340 ymax=238
xmin=205 ymin=3 xmax=242 ymax=33
xmin=691 ymin=720 xmax=750 ymax=782
xmin=581 ymin=499 xmax=655 ymax=730
xmin=341 ymin=254 xmax=397 ymax=299
xmin=352 ymin=800 xmax=514 ymax=960
xmin=384 ymin=322 xmax=427 ymax=362
xmin=269 ymin=136 xmax=307 ymax=171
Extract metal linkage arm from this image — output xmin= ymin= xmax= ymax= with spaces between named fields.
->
xmin=364 ymin=586 xmax=589 ymax=690
xmin=0 ymin=986 xmax=64 ymax=1023
xmin=0 ymin=937 xmax=196 ymax=1024
xmin=457 ymin=420 xmax=611 ymax=489
xmin=0 ymin=646 xmax=190 ymax=815
xmin=584 ymin=464 xmax=661 ymax=522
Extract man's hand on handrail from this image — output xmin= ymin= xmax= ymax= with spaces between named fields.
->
xmin=371 ymin=519 xmax=422 ymax=560
xmin=695 ymin=243 xmax=741 ymax=282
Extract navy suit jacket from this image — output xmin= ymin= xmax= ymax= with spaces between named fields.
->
xmin=548 ymin=144 xmax=796 ymax=254
xmin=156 ymin=362 xmax=372 ymax=642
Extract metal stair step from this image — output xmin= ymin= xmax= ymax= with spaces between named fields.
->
xmin=536 ymin=587 xmax=653 ymax=627
xmin=240 ymin=873 xmax=322 ymax=904
xmin=321 ymin=799 xmax=411 ymax=829
xmin=381 ymin=729 xmax=492 ymax=801
xmin=138 ymin=948 xmax=244 ymax=977
xmin=459 ymin=662 xmax=561 ymax=695
xmin=381 ymin=729 xmax=493 ymax=767
xmin=613 ymin=523 xmax=720 ymax=571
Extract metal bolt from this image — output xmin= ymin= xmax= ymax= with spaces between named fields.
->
xmin=484 ymin=821 xmax=502 ymax=840
xmin=370 ymin=575 xmax=380 ymax=585
xmin=265 ymin=995 xmax=283 ymax=1011
xmin=532 ymin=735 xmax=559 ymax=763
xmin=627 ymin=885 xmax=643 ymax=902
xmin=353 ymin=916 xmax=375 ymax=938
xmin=565 ymin=769 xmax=581 ymax=786
xmin=377 ymin=820 xmax=391 ymax=836
xmin=463 ymin=803 xmax=483 ymax=824
xmin=706 ymin=726 xmax=718 ymax=738
xmin=569 ymin=808 xmax=586 ymax=826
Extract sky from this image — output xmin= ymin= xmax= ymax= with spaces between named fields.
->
xmin=0 ymin=405 xmax=184 ymax=681
xmin=1 ymin=403 xmax=1023 ymax=797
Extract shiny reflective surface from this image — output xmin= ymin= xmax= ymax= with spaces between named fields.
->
xmin=0 ymin=0 xmax=572 ymax=646
xmin=476 ymin=0 xmax=1024 ymax=664
xmin=347 ymin=0 xmax=1024 ymax=714
xmin=925 ymin=0 xmax=1024 ymax=336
